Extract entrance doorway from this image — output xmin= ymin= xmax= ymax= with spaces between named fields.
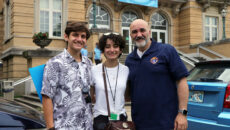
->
xmin=121 ymin=11 xmax=138 ymax=53
xmin=151 ymin=29 xmax=167 ymax=43
xmin=122 ymin=27 xmax=134 ymax=53
xmin=151 ymin=12 xmax=168 ymax=44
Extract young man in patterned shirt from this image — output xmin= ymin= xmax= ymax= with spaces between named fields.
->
xmin=41 ymin=21 xmax=93 ymax=130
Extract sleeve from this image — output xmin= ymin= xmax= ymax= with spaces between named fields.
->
xmin=86 ymin=58 xmax=95 ymax=87
xmin=41 ymin=60 xmax=60 ymax=99
xmin=124 ymin=65 xmax=130 ymax=78
xmin=125 ymin=56 xmax=131 ymax=81
xmin=90 ymin=66 xmax=96 ymax=86
xmin=166 ymin=45 xmax=189 ymax=81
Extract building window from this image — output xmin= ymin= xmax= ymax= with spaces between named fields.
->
xmin=89 ymin=6 xmax=110 ymax=29
xmin=121 ymin=11 xmax=138 ymax=53
xmin=205 ymin=16 xmax=218 ymax=42
xmin=122 ymin=11 xmax=138 ymax=27
xmin=151 ymin=13 xmax=168 ymax=43
xmin=4 ymin=0 xmax=11 ymax=40
xmin=39 ymin=0 xmax=62 ymax=38
xmin=151 ymin=13 xmax=167 ymax=30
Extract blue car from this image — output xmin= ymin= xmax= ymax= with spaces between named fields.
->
xmin=187 ymin=60 xmax=230 ymax=130
xmin=0 ymin=98 xmax=45 ymax=129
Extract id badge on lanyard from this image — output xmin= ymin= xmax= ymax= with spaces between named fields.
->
xmin=109 ymin=112 xmax=119 ymax=120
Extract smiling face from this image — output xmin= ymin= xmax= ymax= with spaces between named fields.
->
xmin=104 ymin=39 xmax=122 ymax=61
xmin=130 ymin=19 xmax=151 ymax=50
xmin=64 ymin=31 xmax=87 ymax=53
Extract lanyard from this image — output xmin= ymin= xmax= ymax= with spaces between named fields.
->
xmin=104 ymin=64 xmax=119 ymax=110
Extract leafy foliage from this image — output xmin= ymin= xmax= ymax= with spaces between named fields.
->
xmin=32 ymin=32 xmax=49 ymax=42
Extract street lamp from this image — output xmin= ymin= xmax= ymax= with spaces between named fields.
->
xmin=92 ymin=0 xmax=97 ymax=28
xmin=221 ymin=8 xmax=227 ymax=40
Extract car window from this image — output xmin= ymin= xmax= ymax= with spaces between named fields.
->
xmin=187 ymin=64 xmax=230 ymax=83
xmin=217 ymin=69 xmax=230 ymax=82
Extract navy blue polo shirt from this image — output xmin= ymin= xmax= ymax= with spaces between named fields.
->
xmin=125 ymin=41 xmax=189 ymax=130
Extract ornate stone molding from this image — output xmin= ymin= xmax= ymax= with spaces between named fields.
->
xmin=114 ymin=1 xmax=123 ymax=12
xmin=23 ymin=49 xmax=62 ymax=59
xmin=190 ymin=38 xmax=230 ymax=48
xmin=202 ymin=1 xmax=210 ymax=12
xmin=158 ymin=0 xmax=186 ymax=17
xmin=144 ymin=7 xmax=152 ymax=15
xmin=195 ymin=0 xmax=209 ymax=12
xmin=218 ymin=3 xmax=228 ymax=14
xmin=172 ymin=4 xmax=183 ymax=18
xmin=1 ymin=48 xmax=26 ymax=60
xmin=90 ymin=28 xmax=112 ymax=33
xmin=196 ymin=0 xmax=230 ymax=12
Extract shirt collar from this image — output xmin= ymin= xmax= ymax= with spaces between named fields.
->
xmin=64 ymin=49 xmax=87 ymax=64
xmin=81 ymin=55 xmax=87 ymax=64
xmin=137 ymin=48 xmax=148 ymax=58
xmin=130 ymin=39 xmax=157 ymax=59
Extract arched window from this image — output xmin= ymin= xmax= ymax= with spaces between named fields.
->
xmin=122 ymin=11 xmax=138 ymax=53
xmin=122 ymin=11 xmax=138 ymax=27
xmin=151 ymin=13 xmax=168 ymax=43
xmin=89 ymin=6 xmax=110 ymax=29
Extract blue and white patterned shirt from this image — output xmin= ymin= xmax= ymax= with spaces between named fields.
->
xmin=41 ymin=49 xmax=93 ymax=130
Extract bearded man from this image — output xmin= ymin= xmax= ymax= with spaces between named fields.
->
xmin=125 ymin=19 xmax=189 ymax=130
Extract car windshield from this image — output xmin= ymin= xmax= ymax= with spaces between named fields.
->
xmin=187 ymin=64 xmax=230 ymax=83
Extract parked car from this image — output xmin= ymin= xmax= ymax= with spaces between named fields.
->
xmin=0 ymin=98 xmax=45 ymax=130
xmin=187 ymin=60 xmax=230 ymax=130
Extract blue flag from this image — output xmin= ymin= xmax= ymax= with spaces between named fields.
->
xmin=118 ymin=0 xmax=158 ymax=8
xmin=29 ymin=64 xmax=45 ymax=103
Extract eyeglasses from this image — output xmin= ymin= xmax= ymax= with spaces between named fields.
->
xmin=103 ymin=32 xmax=120 ymax=36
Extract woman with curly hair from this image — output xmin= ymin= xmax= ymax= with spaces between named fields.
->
xmin=91 ymin=32 xmax=129 ymax=130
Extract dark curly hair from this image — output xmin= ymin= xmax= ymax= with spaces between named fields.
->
xmin=98 ymin=33 xmax=126 ymax=54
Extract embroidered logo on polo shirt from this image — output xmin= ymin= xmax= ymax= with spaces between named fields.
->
xmin=150 ymin=57 xmax=158 ymax=64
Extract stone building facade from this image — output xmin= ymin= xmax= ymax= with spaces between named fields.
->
xmin=0 ymin=0 xmax=230 ymax=81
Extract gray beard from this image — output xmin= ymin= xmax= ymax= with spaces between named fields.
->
xmin=134 ymin=39 xmax=148 ymax=48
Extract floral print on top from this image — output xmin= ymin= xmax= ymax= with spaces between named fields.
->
xmin=41 ymin=49 xmax=93 ymax=130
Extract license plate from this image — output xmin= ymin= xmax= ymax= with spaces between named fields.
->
xmin=189 ymin=91 xmax=204 ymax=103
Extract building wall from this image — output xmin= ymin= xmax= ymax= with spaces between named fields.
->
xmin=0 ymin=0 xmax=3 ymax=54
xmin=1 ymin=0 xmax=33 ymax=80
xmin=188 ymin=1 xmax=203 ymax=45
xmin=0 ymin=0 xmax=230 ymax=80
xmin=179 ymin=1 xmax=202 ymax=46
xmin=85 ymin=0 xmax=179 ymax=46
xmin=1 ymin=0 xmax=86 ymax=80
xmin=206 ymin=42 xmax=230 ymax=57
xmin=226 ymin=6 xmax=230 ymax=39
xmin=8 ymin=56 xmax=27 ymax=79
xmin=0 ymin=0 xmax=3 ymax=79
xmin=2 ymin=0 xmax=67 ymax=51
xmin=68 ymin=0 xmax=86 ymax=21
xmin=2 ymin=60 xmax=8 ymax=79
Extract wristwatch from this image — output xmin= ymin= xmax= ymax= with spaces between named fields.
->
xmin=178 ymin=109 xmax=188 ymax=116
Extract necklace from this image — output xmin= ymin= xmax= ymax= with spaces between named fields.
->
xmin=104 ymin=64 xmax=119 ymax=110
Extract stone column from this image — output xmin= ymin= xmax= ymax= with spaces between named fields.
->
xmin=23 ymin=49 xmax=61 ymax=94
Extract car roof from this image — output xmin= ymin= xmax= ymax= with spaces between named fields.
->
xmin=195 ymin=59 xmax=230 ymax=66
xmin=0 ymin=98 xmax=45 ymax=126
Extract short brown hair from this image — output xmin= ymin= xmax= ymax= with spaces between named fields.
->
xmin=65 ymin=21 xmax=90 ymax=40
